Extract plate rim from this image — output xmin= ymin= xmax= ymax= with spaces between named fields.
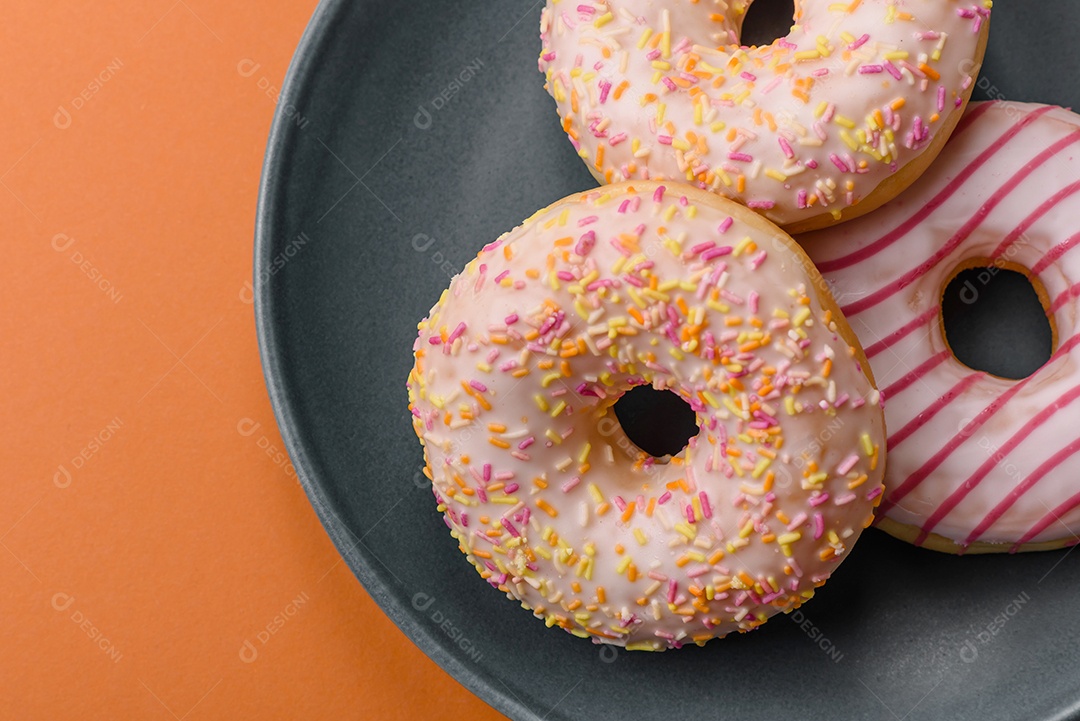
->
xmin=252 ymin=1 xmax=531 ymax=718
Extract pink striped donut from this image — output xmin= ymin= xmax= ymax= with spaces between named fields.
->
xmin=799 ymin=101 xmax=1080 ymax=553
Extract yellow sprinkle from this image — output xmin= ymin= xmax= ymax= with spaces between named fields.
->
xmin=616 ymin=555 xmax=633 ymax=574
xmin=637 ymin=28 xmax=653 ymax=49
xmin=833 ymin=115 xmax=856 ymax=129
xmin=593 ymin=11 xmax=613 ymax=27
xmin=550 ymin=400 xmax=567 ymax=417
xmin=733 ymin=236 xmax=754 ymax=257
xmin=675 ymin=522 xmax=697 ymax=541
xmin=793 ymin=307 xmax=812 ymax=327
xmin=541 ymin=372 xmax=561 ymax=388
xmin=634 ymin=528 xmax=648 ymax=546
xmin=546 ymin=429 xmax=562 ymax=444
xmin=577 ymin=443 xmax=592 ymax=464
xmin=588 ymin=483 xmax=604 ymax=504
xmin=777 ymin=532 xmax=802 ymax=545
xmin=752 ymin=459 xmax=771 ymax=479
xmin=534 ymin=394 xmax=549 ymax=412
xmin=765 ymin=168 xmax=788 ymax=182
xmin=860 ymin=433 xmax=874 ymax=456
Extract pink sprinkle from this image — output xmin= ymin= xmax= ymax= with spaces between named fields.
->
xmin=576 ymin=4 xmax=594 ymax=13
xmin=502 ymin=517 xmax=519 ymax=537
xmin=718 ymin=216 xmax=734 ymax=234
xmin=687 ymin=565 xmax=710 ymax=578
xmin=866 ymin=486 xmax=883 ymax=500
xmin=859 ymin=64 xmax=883 ymax=74
xmin=748 ymin=291 xmax=759 ymax=314
xmin=653 ymin=185 xmax=666 ymax=202
xmin=613 ymin=495 xmax=627 ymax=512
xmin=728 ymin=152 xmax=753 ymax=163
xmin=657 ymin=491 xmax=672 ymax=505
xmin=698 ymin=491 xmax=712 ymax=519
xmin=428 ymin=336 xmax=442 ymax=345
xmin=556 ymin=270 xmax=575 ymax=281
xmin=813 ymin=513 xmax=825 ymax=540
xmin=541 ymin=51 xmax=555 ymax=62
xmin=575 ymin=230 xmax=596 ymax=256
xmin=747 ymin=200 xmax=775 ymax=210
xmin=834 ymin=493 xmax=857 ymax=506
xmin=578 ymin=215 xmax=598 ymax=226
xmin=690 ymin=241 xmax=716 ymax=256
xmin=686 ymin=504 xmax=695 ymax=523
xmin=786 ymin=512 xmax=807 ymax=531
xmin=661 ymin=77 xmax=678 ymax=92
xmin=469 ymin=380 xmax=487 ymax=393
xmin=797 ymin=189 xmax=808 ymax=208
xmin=617 ymin=199 xmax=631 ymax=213
xmin=778 ymin=137 xmax=795 ymax=159
xmin=701 ymin=246 xmax=732 ymax=261
xmin=448 ymin=322 xmax=467 ymax=342
xmin=849 ymin=33 xmax=870 ymax=50
xmin=493 ymin=270 xmax=509 ymax=283
xmin=811 ymin=68 xmax=829 ymax=77
xmin=808 ymin=492 xmax=830 ymax=507
xmin=518 ymin=437 xmax=534 ymax=450
xmin=829 ymin=153 xmax=851 ymax=172
xmin=561 ymin=476 xmax=581 ymax=493
xmin=599 ymin=80 xmax=612 ymax=104
xmin=667 ymin=579 xmax=677 ymax=603
xmin=609 ymin=132 xmax=627 ymax=146
xmin=937 ymin=85 xmax=947 ymax=112
xmin=504 ymin=483 xmax=519 ymax=494
xmin=740 ymin=71 xmax=757 ymax=82
xmin=805 ymin=159 xmax=818 ymax=169
xmin=836 ymin=453 xmax=859 ymax=475
xmin=483 ymin=463 xmax=492 ymax=482
xmin=504 ymin=313 xmax=518 ymax=325
xmin=884 ymin=61 xmax=902 ymax=80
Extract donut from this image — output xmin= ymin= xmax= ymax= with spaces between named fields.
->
xmin=538 ymin=0 xmax=991 ymax=233
xmin=407 ymin=181 xmax=886 ymax=650
xmin=799 ymin=101 xmax=1080 ymax=554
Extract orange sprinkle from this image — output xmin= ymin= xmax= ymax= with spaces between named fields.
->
xmin=536 ymin=499 xmax=558 ymax=517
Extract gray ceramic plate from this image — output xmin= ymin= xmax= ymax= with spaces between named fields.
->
xmin=254 ymin=2 xmax=1080 ymax=719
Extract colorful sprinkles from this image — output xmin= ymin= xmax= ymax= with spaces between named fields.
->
xmin=407 ymin=184 xmax=886 ymax=650
xmin=539 ymin=0 xmax=992 ymax=228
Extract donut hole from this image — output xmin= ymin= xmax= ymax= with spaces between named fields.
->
xmin=612 ymin=386 xmax=698 ymax=458
xmin=739 ymin=0 xmax=796 ymax=48
xmin=941 ymin=263 xmax=1054 ymax=380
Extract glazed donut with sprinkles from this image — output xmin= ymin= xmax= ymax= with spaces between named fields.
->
xmin=800 ymin=102 xmax=1080 ymax=554
xmin=407 ymin=182 xmax=886 ymax=650
xmin=539 ymin=0 xmax=991 ymax=233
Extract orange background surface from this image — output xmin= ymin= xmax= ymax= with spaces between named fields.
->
xmin=1 ymin=2 xmax=506 ymax=718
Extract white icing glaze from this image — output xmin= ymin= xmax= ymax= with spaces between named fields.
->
xmin=539 ymin=0 xmax=990 ymax=229
xmin=408 ymin=182 xmax=885 ymax=649
xmin=800 ymin=101 xmax=1080 ymax=551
